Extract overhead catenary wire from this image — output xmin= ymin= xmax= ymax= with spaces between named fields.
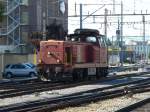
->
xmin=68 ymin=0 xmax=150 ymax=39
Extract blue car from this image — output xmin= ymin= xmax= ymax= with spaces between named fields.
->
xmin=2 ymin=63 xmax=37 ymax=78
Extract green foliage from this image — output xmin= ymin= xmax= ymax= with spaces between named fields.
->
xmin=0 ymin=1 xmax=4 ymax=22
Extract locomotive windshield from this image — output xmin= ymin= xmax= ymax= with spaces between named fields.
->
xmin=98 ymin=35 xmax=107 ymax=47
xmin=68 ymin=28 xmax=100 ymax=43
xmin=68 ymin=35 xmax=98 ymax=44
xmin=86 ymin=36 xmax=97 ymax=43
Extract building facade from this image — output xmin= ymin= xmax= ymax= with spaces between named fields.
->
xmin=0 ymin=0 xmax=68 ymax=53
xmin=126 ymin=41 xmax=150 ymax=61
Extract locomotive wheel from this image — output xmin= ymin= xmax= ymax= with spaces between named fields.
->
xmin=103 ymin=68 xmax=108 ymax=77
xmin=72 ymin=70 xmax=78 ymax=81
xmin=38 ymin=71 xmax=48 ymax=81
xmin=101 ymin=68 xmax=108 ymax=77
xmin=47 ymin=71 xmax=57 ymax=81
xmin=96 ymin=68 xmax=101 ymax=79
xmin=55 ymin=72 xmax=63 ymax=81
xmin=38 ymin=69 xmax=55 ymax=81
xmin=83 ymin=68 xmax=88 ymax=80
xmin=72 ymin=68 xmax=88 ymax=81
xmin=78 ymin=69 xmax=87 ymax=81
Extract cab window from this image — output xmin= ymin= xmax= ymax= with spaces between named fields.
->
xmin=86 ymin=36 xmax=97 ymax=44
xmin=98 ymin=36 xmax=106 ymax=47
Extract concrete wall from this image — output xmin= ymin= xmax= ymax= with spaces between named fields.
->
xmin=0 ymin=53 xmax=35 ymax=79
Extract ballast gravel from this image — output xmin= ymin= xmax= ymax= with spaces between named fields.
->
xmin=0 ymin=72 xmax=149 ymax=109
xmin=0 ymin=77 xmax=135 ymax=107
xmin=54 ymin=92 xmax=150 ymax=112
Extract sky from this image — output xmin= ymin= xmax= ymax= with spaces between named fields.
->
xmin=68 ymin=0 xmax=150 ymax=42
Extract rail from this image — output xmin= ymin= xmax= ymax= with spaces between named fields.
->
xmin=0 ymin=72 xmax=150 ymax=111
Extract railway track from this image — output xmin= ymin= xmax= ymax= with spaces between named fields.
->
xmin=0 ymin=65 xmax=142 ymax=88
xmin=0 ymin=64 xmax=141 ymax=86
xmin=116 ymin=98 xmax=150 ymax=112
xmin=0 ymin=78 xmax=39 ymax=85
xmin=0 ymin=74 xmax=150 ymax=112
xmin=0 ymin=71 xmax=149 ymax=99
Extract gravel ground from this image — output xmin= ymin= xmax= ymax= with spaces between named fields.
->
xmin=54 ymin=92 xmax=150 ymax=112
xmin=0 ymin=76 xmax=144 ymax=107
xmin=0 ymin=74 xmax=149 ymax=107
xmin=0 ymin=83 xmax=111 ymax=107
xmin=0 ymin=71 xmax=149 ymax=108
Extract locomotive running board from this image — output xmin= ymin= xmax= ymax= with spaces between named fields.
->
xmin=73 ymin=63 xmax=108 ymax=68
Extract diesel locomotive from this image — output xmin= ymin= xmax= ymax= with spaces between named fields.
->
xmin=34 ymin=29 xmax=108 ymax=81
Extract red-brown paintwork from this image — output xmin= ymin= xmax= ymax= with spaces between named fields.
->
xmin=38 ymin=39 xmax=108 ymax=69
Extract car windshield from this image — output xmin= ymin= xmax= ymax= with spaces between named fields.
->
xmin=24 ymin=63 xmax=35 ymax=68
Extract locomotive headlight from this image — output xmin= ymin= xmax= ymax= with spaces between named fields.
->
xmin=57 ymin=59 xmax=60 ymax=63
xmin=48 ymin=52 xmax=51 ymax=55
xmin=38 ymin=59 xmax=42 ymax=63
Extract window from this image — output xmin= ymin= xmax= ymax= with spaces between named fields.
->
xmin=20 ymin=0 xmax=28 ymax=6
xmin=21 ymin=12 xmax=29 ymax=25
xmin=11 ymin=64 xmax=18 ymax=69
xmin=47 ymin=1 xmax=55 ymax=17
xmin=11 ymin=64 xmax=26 ymax=69
xmin=86 ymin=36 xmax=97 ymax=43
xmin=22 ymin=31 xmax=28 ymax=42
xmin=18 ymin=64 xmax=26 ymax=69
xmin=98 ymin=36 xmax=106 ymax=47
xmin=59 ymin=0 xmax=65 ymax=14
xmin=102 ymin=36 xmax=106 ymax=47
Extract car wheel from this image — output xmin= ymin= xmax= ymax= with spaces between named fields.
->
xmin=29 ymin=72 xmax=36 ymax=77
xmin=6 ymin=72 xmax=12 ymax=78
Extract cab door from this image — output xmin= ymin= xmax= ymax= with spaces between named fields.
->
xmin=65 ymin=47 xmax=72 ymax=64
xmin=85 ymin=36 xmax=100 ymax=63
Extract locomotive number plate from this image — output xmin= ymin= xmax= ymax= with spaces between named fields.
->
xmin=88 ymin=68 xmax=96 ymax=75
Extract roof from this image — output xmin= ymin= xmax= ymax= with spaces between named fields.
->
xmin=74 ymin=29 xmax=100 ymax=36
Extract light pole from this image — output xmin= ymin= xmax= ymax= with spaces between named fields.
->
xmin=104 ymin=8 xmax=108 ymax=38
xmin=42 ymin=11 xmax=46 ymax=40
xmin=142 ymin=15 xmax=146 ymax=62
xmin=120 ymin=1 xmax=123 ymax=66
xmin=80 ymin=4 xmax=83 ymax=29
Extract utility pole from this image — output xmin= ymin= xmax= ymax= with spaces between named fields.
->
xmin=80 ymin=4 xmax=83 ymax=29
xmin=113 ymin=0 xmax=115 ymax=14
xmin=120 ymin=1 xmax=123 ymax=66
xmin=75 ymin=2 xmax=77 ymax=16
xmin=116 ymin=19 xmax=120 ymax=47
xmin=42 ymin=12 xmax=46 ymax=40
xmin=46 ymin=0 xmax=49 ymax=25
xmin=134 ymin=0 xmax=136 ymax=14
xmin=116 ymin=19 xmax=120 ymax=66
xmin=143 ymin=15 xmax=146 ymax=61
xmin=104 ymin=8 xmax=108 ymax=38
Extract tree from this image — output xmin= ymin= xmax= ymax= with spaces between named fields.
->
xmin=0 ymin=1 xmax=4 ymax=22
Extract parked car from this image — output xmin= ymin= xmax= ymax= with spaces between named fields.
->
xmin=2 ymin=63 xmax=37 ymax=78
